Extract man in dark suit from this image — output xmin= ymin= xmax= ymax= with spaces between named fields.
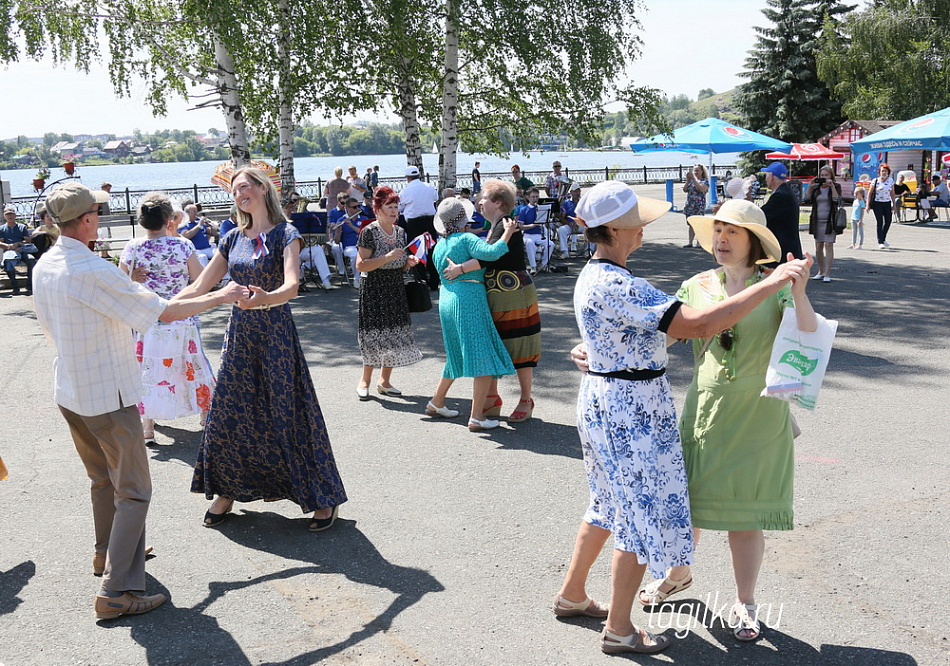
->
xmin=760 ymin=162 xmax=803 ymax=263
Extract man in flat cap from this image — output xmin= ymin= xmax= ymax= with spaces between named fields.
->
xmin=32 ymin=183 xmax=248 ymax=620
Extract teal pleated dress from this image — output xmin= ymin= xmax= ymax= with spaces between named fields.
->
xmin=434 ymin=233 xmax=516 ymax=379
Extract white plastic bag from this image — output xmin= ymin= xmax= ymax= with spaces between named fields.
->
xmin=761 ymin=308 xmax=837 ymax=410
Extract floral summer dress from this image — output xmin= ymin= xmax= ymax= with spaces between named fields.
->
xmin=684 ymin=177 xmax=709 ymax=217
xmin=573 ymin=259 xmax=693 ymax=579
xmin=191 ymin=223 xmax=346 ymax=512
xmin=120 ymin=236 xmax=214 ymax=420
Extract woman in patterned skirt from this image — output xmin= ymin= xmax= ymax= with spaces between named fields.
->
xmin=354 ymin=186 xmax=423 ymax=399
xmin=443 ymin=179 xmax=540 ymax=423
xmin=424 ymin=197 xmax=518 ymax=431
xmin=554 ymin=183 xmax=811 ymax=655
xmin=179 ymin=167 xmax=346 ymax=532
xmin=119 ymin=192 xmax=214 ymax=444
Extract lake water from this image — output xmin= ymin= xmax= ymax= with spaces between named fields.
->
xmin=1 ymin=150 xmax=740 ymax=198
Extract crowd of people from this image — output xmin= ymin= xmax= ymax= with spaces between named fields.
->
xmin=2 ymin=155 xmax=889 ymax=656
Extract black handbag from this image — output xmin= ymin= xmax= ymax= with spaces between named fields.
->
xmin=834 ymin=207 xmax=848 ymax=233
xmin=405 ymin=276 xmax=432 ymax=313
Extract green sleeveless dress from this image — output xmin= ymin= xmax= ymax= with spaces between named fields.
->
xmin=677 ymin=268 xmax=795 ymax=531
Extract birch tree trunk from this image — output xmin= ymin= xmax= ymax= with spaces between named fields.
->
xmin=213 ymin=35 xmax=251 ymax=166
xmin=397 ymin=59 xmax=425 ymax=174
xmin=438 ymin=0 xmax=459 ymax=193
xmin=276 ymin=0 xmax=295 ymax=194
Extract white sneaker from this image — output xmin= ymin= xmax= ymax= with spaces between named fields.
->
xmin=811 ymin=274 xmax=824 ymax=280
xmin=878 ymin=243 xmax=886 ymax=250
xmin=822 ymin=276 xmax=831 ymax=283
xmin=883 ymin=241 xmax=891 ymax=248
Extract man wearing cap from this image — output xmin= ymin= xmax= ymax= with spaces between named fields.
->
xmin=760 ymin=162 xmax=803 ymax=262
xmin=546 ymin=161 xmax=569 ymax=199
xmin=400 ymin=165 xmax=439 ymax=288
xmin=556 ymin=183 xmax=583 ymax=257
xmin=32 ymin=183 xmax=248 ymax=620
xmin=2 ymin=205 xmax=36 ymax=295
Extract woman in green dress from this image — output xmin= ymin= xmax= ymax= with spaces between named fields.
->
xmin=425 ymin=198 xmax=518 ymax=431
xmin=637 ymin=199 xmax=817 ymax=641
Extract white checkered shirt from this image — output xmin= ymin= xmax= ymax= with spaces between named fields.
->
xmin=32 ymin=235 xmax=167 ymax=417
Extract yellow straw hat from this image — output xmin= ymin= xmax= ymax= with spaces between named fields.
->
xmin=687 ymin=199 xmax=782 ymax=264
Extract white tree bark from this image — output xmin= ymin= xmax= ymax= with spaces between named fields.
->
xmin=276 ymin=0 xmax=295 ymax=194
xmin=438 ymin=0 xmax=459 ymax=193
xmin=397 ymin=59 xmax=425 ymax=175
xmin=213 ymin=36 xmax=251 ymax=166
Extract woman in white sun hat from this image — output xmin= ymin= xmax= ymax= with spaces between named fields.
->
xmin=553 ymin=184 xmax=812 ymax=655
xmin=636 ymin=199 xmax=817 ymax=642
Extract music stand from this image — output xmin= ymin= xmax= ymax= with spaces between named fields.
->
xmin=535 ymin=200 xmax=561 ymax=273
xmin=291 ymin=211 xmax=328 ymax=290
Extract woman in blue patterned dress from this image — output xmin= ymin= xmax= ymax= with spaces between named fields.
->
xmin=177 ymin=168 xmax=347 ymax=532
xmin=424 ymin=198 xmax=518 ymax=431
xmin=552 ymin=182 xmax=810 ymax=655
xmin=682 ymin=164 xmax=709 ymax=248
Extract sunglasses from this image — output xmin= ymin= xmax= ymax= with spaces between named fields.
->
xmin=719 ymin=328 xmax=734 ymax=352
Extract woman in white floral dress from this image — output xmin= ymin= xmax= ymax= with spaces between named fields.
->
xmin=552 ymin=182 xmax=811 ymax=656
xmin=120 ymin=192 xmax=214 ymax=443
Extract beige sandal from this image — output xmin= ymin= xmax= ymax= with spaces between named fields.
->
xmin=638 ymin=574 xmax=692 ymax=606
xmin=729 ymin=602 xmax=761 ymax=641
xmin=551 ymin=593 xmax=609 ymax=618
xmin=601 ymin=628 xmax=670 ymax=654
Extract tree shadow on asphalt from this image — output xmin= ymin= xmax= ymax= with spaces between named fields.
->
xmin=628 ymin=598 xmax=918 ymax=665
xmin=105 ymin=518 xmax=442 ymax=665
xmin=0 ymin=561 xmax=35 ymax=616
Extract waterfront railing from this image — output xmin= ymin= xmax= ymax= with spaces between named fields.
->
xmin=6 ymin=164 xmax=737 ymax=218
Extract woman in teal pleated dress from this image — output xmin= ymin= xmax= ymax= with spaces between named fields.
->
xmin=424 ymin=198 xmax=518 ymax=432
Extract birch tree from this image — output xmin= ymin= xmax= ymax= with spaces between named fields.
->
xmin=354 ymin=0 xmax=665 ymax=191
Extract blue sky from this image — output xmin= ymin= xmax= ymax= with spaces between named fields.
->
xmin=0 ymin=0 xmax=766 ymax=138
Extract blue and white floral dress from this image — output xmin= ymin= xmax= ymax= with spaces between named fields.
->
xmin=573 ymin=259 xmax=693 ymax=578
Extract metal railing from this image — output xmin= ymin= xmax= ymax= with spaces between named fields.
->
xmin=5 ymin=164 xmax=737 ymax=219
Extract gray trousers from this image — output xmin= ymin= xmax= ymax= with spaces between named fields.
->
xmin=58 ymin=404 xmax=151 ymax=593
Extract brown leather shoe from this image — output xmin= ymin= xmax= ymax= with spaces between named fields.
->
xmin=93 ymin=546 xmax=153 ymax=576
xmin=94 ymin=591 xmax=167 ymax=619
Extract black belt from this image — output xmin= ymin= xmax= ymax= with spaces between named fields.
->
xmin=589 ymin=368 xmax=666 ymax=381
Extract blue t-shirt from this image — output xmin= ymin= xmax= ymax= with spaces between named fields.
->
xmin=561 ymin=199 xmax=577 ymax=223
xmin=518 ymin=204 xmax=542 ymax=235
xmin=339 ymin=215 xmax=364 ymax=247
xmin=851 ymin=199 xmax=866 ymax=221
xmin=327 ymin=207 xmax=346 ymax=227
xmin=179 ymin=220 xmax=211 ymax=250
xmin=1 ymin=222 xmax=30 ymax=245
xmin=361 ymin=204 xmax=374 ymax=218
xmin=219 ymin=218 xmax=237 ymax=238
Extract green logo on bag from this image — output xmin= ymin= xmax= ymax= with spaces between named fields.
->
xmin=779 ymin=350 xmax=818 ymax=376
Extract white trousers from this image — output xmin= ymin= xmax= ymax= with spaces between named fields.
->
xmin=194 ymin=246 xmax=215 ymax=267
xmin=301 ymin=245 xmax=332 ymax=282
xmin=524 ymin=233 xmax=555 ymax=269
xmin=330 ymin=243 xmax=360 ymax=286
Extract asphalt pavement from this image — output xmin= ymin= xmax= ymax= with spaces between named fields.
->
xmin=1 ymin=187 xmax=948 ymax=665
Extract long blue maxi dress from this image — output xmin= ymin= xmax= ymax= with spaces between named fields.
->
xmin=191 ymin=223 xmax=347 ymax=513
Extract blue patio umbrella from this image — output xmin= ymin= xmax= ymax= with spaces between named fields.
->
xmin=630 ymin=117 xmax=793 ymax=154
xmin=849 ymin=106 xmax=950 ymax=153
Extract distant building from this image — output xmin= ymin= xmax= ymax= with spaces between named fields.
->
xmin=103 ymin=139 xmax=132 ymax=157
xmin=52 ymin=141 xmax=82 ymax=155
